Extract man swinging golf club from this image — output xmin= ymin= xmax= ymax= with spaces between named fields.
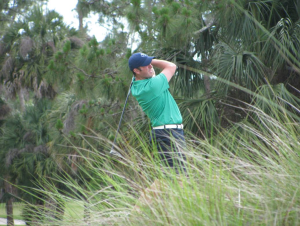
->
xmin=129 ymin=52 xmax=187 ymax=174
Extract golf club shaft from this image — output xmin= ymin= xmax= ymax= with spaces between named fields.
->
xmin=110 ymin=76 xmax=134 ymax=155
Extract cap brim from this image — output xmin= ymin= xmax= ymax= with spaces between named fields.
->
xmin=140 ymin=56 xmax=155 ymax=67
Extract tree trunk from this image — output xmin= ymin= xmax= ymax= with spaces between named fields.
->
xmin=18 ymin=88 xmax=25 ymax=112
xmin=202 ymin=61 xmax=211 ymax=97
xmin=76 ymin=1 xmax=84 ymax=32
xmin=203 ymin=74 xmax=211 ymax=97
xmin=6 ymin=199 xmax=14 ymax=226
xmin=4 ymin=179 xmax=14 ymax=226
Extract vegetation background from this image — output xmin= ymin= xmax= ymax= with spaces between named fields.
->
xmin=0 ymin=0 xmax=299 ymax=225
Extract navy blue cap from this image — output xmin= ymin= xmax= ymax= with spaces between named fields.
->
xmin=128 ymin=52 xmax=155 ymax=71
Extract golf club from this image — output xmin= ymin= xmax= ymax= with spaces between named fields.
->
xmin=110 ymin=76 xmax=134 ymax=158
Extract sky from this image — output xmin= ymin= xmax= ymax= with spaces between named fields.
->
xmin=46 ymin=0 xmax=107 ymax=41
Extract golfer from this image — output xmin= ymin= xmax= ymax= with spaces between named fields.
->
xmin=128 ymin=52 xmax=187 ymax=174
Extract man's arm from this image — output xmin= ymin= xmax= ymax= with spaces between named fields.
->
xmin=151 ymin=59 xmax=177 ymax=82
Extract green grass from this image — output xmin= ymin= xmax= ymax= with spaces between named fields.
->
xmin=0 ymin=201 xmax=83 ymax=224
xmin=27 ymin=102 xmax=299 ymax=225
xmin=63 ymin=201 xmax=84 ymax=223
xmin=2 ymin=91 xmax=300 ymax=225
xmin=0 ymin=202 xmax=24 ymax=220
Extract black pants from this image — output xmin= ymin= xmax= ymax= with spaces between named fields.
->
xmin=150 ymin=128 xmax=187 ymax=174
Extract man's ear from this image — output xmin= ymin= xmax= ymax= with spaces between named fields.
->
xmin=133 ymin=68 xmax=140 ymax=74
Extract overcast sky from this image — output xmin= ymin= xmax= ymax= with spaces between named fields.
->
xmin=46 ymin=0 xmax=107 ymax=41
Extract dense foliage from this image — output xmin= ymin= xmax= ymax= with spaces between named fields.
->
xmin=0 ymin=0 xmax=299 ymax=225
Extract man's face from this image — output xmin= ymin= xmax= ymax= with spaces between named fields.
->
xmin=134 ymin=64 xmax=155 ymax=80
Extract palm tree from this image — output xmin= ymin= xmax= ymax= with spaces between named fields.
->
xmin=0 ymin=114 xmax=27 ymax=226
xmin=0 ymin=5 xmax=76 ymax=223
xmin=120 ymin=0 xmax=300 ymax=133
xmin=0 ymin=98 xmax=66 ymax=225
xmin=3 ymin=1 xmax=300 ymax=223
xmin=211 ymin=0 xmax=300 ymax=90
xmin=0 ymin=5 xmax=72 ymax=112
xmin=0 ymin=99 xmax=13 ymax=225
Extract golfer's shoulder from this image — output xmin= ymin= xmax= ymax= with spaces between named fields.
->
xmin=133 ymin=74 xmax=167 ymax=91
xmin=152 ymin=73 xmax=168 ymax=83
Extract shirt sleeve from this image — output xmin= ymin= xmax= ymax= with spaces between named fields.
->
xmin=146 ymin=73 xmax=169 ymax=98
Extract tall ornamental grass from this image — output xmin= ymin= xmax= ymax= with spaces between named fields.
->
xmin=21 ymin=99 xmax=300 ymax=226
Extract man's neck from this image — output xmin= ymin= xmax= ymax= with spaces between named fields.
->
xmin=135 ymin=75 xmax=156 ymax=81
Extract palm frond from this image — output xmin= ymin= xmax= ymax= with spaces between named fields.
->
xmin=253 ymin=83 xmax=300 ymax=120
xmin=179 ymin=96 xmax=220 ymax=137
xmin=262 ymin=17 xmax=300 ymax=73
xmin=212 ymin=41 xmax=267 ymax=95
xmin=0 ymin=113 xmax=26 ymax=151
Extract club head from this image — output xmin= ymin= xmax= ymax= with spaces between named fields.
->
xmin=109 ymin=149 xmax=124 ymax=159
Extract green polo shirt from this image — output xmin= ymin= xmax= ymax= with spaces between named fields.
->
xmin=131 ymin=73 xmax=182 ymax=127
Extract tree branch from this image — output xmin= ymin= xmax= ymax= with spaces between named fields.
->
xmin=194 ymin=18 xmax=215 ymax=35
xmin=68 ymin=62 xmax=93 ymax=78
